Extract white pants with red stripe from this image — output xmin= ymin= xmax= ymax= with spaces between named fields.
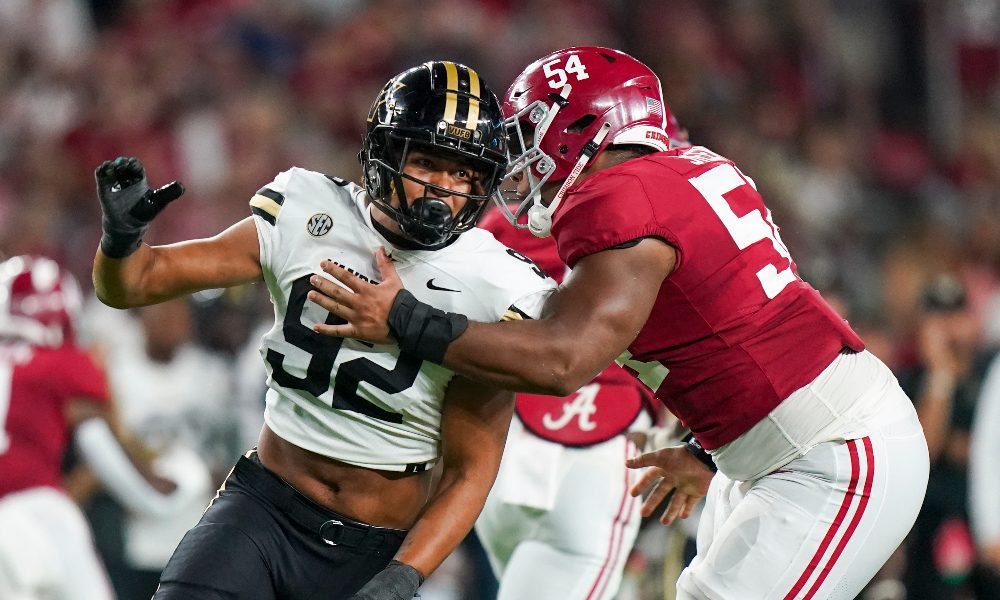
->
xmin=475 ymin=417 xmax=644 ymax=600
xmin=677 ymin=389 xmax=928 ymax=599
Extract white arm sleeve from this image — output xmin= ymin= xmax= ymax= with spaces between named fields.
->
xmin=73 ymin=417 xmax=180 ymax=517
xmin=971 ymin=354 xmax=1000 ymax=547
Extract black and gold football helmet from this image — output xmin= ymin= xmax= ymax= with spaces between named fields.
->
xmin=361 ymin=61 xmax=508 ymax=246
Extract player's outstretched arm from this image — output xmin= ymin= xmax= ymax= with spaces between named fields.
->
xmin=67 ymin=399 xmax=198 ymax=517
xmin=312 ymin=238 xmax=677 ymax=395
xmin=348 ymin=376 xmax=515 ymax=599
xmin=92 ymin=156 xmax=263 ymax=308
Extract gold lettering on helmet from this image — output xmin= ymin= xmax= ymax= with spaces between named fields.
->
xmin=366 ymin=89 xmax=385 ymax=123
xmin=368 ymin=81 xmax=406 ymax=124
xmin=446 ymin=124 xmax=473 ymax=140
xmin=466 ymin=68 xmax=481 ymax=127
xmin=443 ymin=62 xmax=459 ymax=123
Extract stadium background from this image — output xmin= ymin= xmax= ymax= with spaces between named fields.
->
xmin=1 ymin=1 xmax=999 ymax=599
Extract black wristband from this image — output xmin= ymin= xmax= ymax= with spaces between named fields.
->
xmin=99 ymin=227 xmax=146 ymax=259
xmin=682 ymin=432 xmax=718 ymax=473
xmin=387 ymin=290 xmax=468 ymax=364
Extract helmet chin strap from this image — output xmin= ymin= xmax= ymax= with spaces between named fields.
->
xmin=528 ymin=121 xmax=612 ymax=237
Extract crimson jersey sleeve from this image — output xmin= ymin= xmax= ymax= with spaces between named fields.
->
xmin=548 ymin=147 xmax=864 ymax=449
xmin=46 ymin=346 xmax=110 ymax=403
xmin=552 ymin=173 xmax=677 ymax=269
xmin=0 ymin=345 xmax=110 ymax=497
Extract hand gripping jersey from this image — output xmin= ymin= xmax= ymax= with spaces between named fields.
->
xmin=479 ymin=209 xmax=654 ymax=446
xmin=251 ymin=168 xmax=555 ymax=471
xmin=551 ymin=146 xmax=865 ymax=450
xmin=0 ymin=342 xmax=110 ymax=497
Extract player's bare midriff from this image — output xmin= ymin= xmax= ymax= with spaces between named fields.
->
xmin=256 ymin=424 xmax=432 ymax=529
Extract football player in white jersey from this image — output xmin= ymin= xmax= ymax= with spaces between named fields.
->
xmin=91 ymin=61 xmax=555 ymax=600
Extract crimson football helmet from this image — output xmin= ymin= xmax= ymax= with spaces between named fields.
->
xmin=495 ymin=46 xmax=686 ymax=236
xmin=0 ymin=256 xmax=82 ymax=347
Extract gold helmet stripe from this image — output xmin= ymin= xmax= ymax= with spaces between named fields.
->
xmin=466 ymin=68 xmax=481 ymax=127
xmin=443 ymin=61 xmax=459 ymax=123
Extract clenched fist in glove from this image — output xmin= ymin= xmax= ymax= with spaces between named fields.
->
xmin=95 ymin=156 xmax=185 ymax=259
xmin=346 ymin=561 xmax=423 ymax=600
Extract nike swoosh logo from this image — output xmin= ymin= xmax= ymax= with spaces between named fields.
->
xmin=426 ymin=279 xmax=460 ymax=293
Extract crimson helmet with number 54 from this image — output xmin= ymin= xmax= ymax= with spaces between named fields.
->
xmin=495 ymin=46 xmax=686 ymax=237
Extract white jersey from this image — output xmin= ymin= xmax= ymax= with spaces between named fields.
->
xmin=251 ymin=167 xmax=555 ymax=471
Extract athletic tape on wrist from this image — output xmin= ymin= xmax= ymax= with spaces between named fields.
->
xmin=387 ymin=290 xmax=468 ymax=364
xmin=100 ymin=228 xmax=146 ymax=259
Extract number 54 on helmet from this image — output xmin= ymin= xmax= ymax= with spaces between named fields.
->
xmin=495 ymin=46 xmax=687 ymax=237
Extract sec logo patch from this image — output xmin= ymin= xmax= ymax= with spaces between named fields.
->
xmin=306 ymin=213 xmax=333 ymax=237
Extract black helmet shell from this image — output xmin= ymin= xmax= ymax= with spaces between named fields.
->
xmin=360 ymin=61 xmax=508 ymax=246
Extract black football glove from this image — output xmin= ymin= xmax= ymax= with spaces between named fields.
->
xmin=95 ymin=156 xmax=185 ymax=259
xmin=346 ymin=561 xmax=423 ymax=600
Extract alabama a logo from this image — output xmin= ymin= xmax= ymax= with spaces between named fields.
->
xmin=542 ymin=383 xmax=599 ymax=432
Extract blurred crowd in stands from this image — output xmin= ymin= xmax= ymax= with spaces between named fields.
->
xmin=2 ymin=0 xmax=1000 ymax=598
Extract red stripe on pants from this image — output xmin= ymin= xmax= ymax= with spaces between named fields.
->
xmin=783 ymin=438 xmax=872 ymax=599
xmin=585 ymin=440 xmax=637 ymax=600
xmin=801 ymin=437 xmax=875 ymax=599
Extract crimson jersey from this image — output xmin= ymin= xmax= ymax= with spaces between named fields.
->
xmin=479 ymin=209 xmax=652 ymax=446
xmin=0 ymin=343 xmax=109 ymax=497
xmin=551 ymin=146 xmax=864 ymax=450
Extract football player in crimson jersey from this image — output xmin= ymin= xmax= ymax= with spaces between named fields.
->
xmin=309 ymin=46 xmax=930 ymax=600
xmin=473 ymin=206 xmax=656 ymax=600
xmin=92 ymin=62 xmax=555 ymax=600
xmin=0 ymin=256 xmax=189 ymax=600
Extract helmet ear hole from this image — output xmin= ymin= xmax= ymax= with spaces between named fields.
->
xmin=566 ymin=114 xmax=597 ymax=133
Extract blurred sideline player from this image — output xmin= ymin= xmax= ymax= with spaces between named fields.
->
xmin=0 ymin=255 xmax=191 ymax=600
xmin=474 ymin=207 xmax=655 ymax=600
xmin=91 ymin=61 xmax=555 ymax=599
xmin=308 ymin=47 xmax=929 ymax=600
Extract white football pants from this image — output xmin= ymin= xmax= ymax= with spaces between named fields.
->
xmin=677 ymin=371 xmax=928 ymax=599
xmin=476 ymin=418 xmax=643 ymax=600
xmin=0 ymin=487 xmax=114 ymax=600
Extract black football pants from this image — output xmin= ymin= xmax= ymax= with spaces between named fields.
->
xmin=152 ymin=452 xmax=407 ymax=600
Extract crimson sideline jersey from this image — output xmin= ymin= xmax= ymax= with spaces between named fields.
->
xmin=252 ymin=169 xmax=555 ymax=471
xmin=0 ymin=342 xmax=110 ymax=497
xmin=479 ymin=209 xmax=653 ymax=446
xmin=551 ymin=146 xmax=864 ymax=450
